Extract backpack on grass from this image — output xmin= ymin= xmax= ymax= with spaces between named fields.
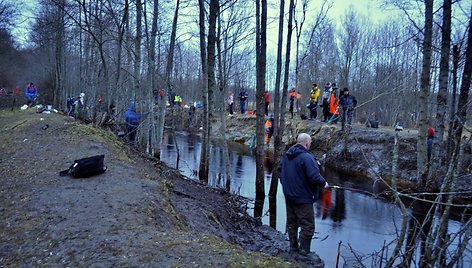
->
xmin=59 ymin=155 xmax=107 ymax=178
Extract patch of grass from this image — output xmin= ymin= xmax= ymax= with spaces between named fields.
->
xmin=65 ymin=123 xmax=132 ymax=163
xmin=145 ymin=232 xmax=294 ymax=267
xmin=199 ymin=235 xmax=294 ymax=268
xmin=0 ymin=109 xmax=38 ymax=149
xmin=158 ymin=179 xmax=188 ymax=231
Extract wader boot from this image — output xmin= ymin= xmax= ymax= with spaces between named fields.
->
xmin=298 ymin=236 xmax=319 ymax=261
xmin=287 ymin=229 xmax=299 ymax=254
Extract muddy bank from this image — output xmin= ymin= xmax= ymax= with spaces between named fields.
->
xmin=202 ymin=112 xmax=472 ymax=196
xmin=0 ymin=109 xmax=323 ymax=267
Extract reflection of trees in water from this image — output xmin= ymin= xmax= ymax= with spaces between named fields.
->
xmin=269 ymin=196 xmax=277 ymax=229
xmin=235 ymin=155 xmax=243 ymax=177
xmin=254 ymin=197 xmax=265 ymax=219
xmin=402 ymin=199 xmax=434 ymax=267
xmin=321 ymin=189 xmax=332 ymax=220
xmin=187 ymin=134 xmax=195 ymax=152
xmin=331 ymin=189 xmax=346 ymax=224
xmin=264 ymin=151 xmax=274 ymax=174
xmin=166 ymin=132 xmax=174 ymax=149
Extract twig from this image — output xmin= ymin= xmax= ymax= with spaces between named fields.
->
xmin=11 ymin=119 xmax=28 ymax=130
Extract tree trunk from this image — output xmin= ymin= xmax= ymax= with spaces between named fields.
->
xmin=216 ymin=10 xmax=231 ymax=191
xmin=416 ymin=0 xmax=433 ymax=186
xmin=147 ymin=0 xmax=158 ymax=156
xmin=432 ymin=0 xmax=451 ymax=168
xmin=294 ymin=0 xmax=307 ymax=91
xmin=268 ymin=0 xmax=285 ymax=198
xmin=451 ymin=5 xmax=472 ymax=162
xmin=446 ymin=45 xmax=459 ymax=163
xmin=156 ymin=0 xmax=179 ymax=159
xmin=254 ymin=0 xmax=267 ymax=208
xmin=198 ymin=0 xmax=210 ymax=182
xmin=134 ymin=0 xmax=143 ymax=144
xmin=203 ymin=0 xmax=218 ymax=184
xmin=54 ymin=0 xmax=65 ymax=108
xmin=284 ymin=0 xmax=296 ymax=143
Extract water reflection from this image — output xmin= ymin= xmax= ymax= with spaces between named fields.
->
xmin=331 ymin=189 xmax=346 ymax=224
xmin=235 ymin=155 xmax=243 ymax=178
xmin=160 ymin=131 xmax=471 ymax=267
xmin=321 ymin=189 xmax=332 ymax=220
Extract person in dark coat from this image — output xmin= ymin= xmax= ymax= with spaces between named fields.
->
xmin=339 ymin=87 xmax=357 ymax=130
xmin=239 ymin=88 xmax=248 ymax=114
xmin=278 ymin=133 xmax=329 ymax=259
xmin=124 ymin=101 xmax=140 ymax=144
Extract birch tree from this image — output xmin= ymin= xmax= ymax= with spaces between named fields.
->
xmin=416 ymin=0 xmax=433 ymax=185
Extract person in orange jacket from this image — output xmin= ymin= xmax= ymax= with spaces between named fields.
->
xmin=265 ymin=114 xmax=274 ymax=144
xmin=328 ymin=88 xmax=340 ymax=124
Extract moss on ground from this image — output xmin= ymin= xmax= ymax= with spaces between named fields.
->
xmin=65 ymin=123 xmax=132 ymax=163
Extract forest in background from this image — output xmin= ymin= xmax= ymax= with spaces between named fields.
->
xmin=1 ymin=0 xmax=472 ymax=267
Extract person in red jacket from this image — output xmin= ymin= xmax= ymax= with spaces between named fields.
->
xmin=264 ymin=90 xmax=270 ymax=116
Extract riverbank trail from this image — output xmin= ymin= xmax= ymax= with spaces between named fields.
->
xmin=0 ymin=109 xmax=324 ymax=267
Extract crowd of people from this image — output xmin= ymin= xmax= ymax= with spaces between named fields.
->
xmin=226 ymin=82 xmax=358 ymax=146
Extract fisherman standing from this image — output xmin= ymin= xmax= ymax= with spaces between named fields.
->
xmin=278 ymin=133 xmax=329 ymax=260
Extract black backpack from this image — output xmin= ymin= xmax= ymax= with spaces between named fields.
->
xmin=60 ymin=155 xmax=107 ymax=178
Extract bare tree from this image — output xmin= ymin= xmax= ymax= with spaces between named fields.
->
xmin=293 ymin=0 xmax=308 ymax=89
xmin=144 ymin=0 xmax=159 ymax=156
xmin=203 ymin=0 xmax=218 ymax=183
xmin=446 ymin=44 xmax=459 ymax=161
xmin=339 ymin=8 xmax=363 ymax=88
xmin=0 ymin=0 xmax=17 ymax=30
xmin=134 ymin=0 xmax=142 ymax=99
xmin=198 ymin=0 xmax=210 ymax=181
xmin=254 ymin=0 xmax=267 ymax=207
xmin=53 ymin=0 xmax=66 ymax=107
xmin=433 ymin=0 xmax=452 ymax=147
xmin=416 ymin=0 xmax=433 ymax=185
xmin=268 ymin=0 xmax=285 ymax=199
xmin=215 ymin=0 xmax=251 ymax=191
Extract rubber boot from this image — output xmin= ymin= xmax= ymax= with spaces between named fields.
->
xmin=287 ymin=229 xmax=299 ymax=254
xmin=298 ymin=237 xmax=319 ymax=262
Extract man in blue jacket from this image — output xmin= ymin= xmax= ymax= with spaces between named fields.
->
xmin=124 ymin=101 xmax=140 ymax=144
xmin=339 ymin=87 xmax=357 ymax=131
xmin=279 ymin=133 xmax=329 ymax=259
xmin=238 ymin=88 xmax=248 ymax=114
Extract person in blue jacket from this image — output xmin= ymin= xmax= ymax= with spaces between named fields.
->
xmin=339 ymin=87 xmax=357 ymax=131
xmin=124 ymin=101 xmax=140 ymax=144
xmin=239 ymin=88 xmax=248 ymax=114
xmin=25 ymin=82 xmax=38 ymax=106
xmin=279 ymin=133 xmax=329 ymax=259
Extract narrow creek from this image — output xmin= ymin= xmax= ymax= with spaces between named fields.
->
xmin=160 ymin=131 xmax=471 ymax=267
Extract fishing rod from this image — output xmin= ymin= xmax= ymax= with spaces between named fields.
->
xmin=326 ymin=184 xmax=379 ymax=197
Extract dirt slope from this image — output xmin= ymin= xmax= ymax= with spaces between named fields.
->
xmin=0 ymin=109 xmax=323 ymax=267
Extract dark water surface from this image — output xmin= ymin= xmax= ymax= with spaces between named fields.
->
xmin=160 ymin=131 xmax=471 ymax=267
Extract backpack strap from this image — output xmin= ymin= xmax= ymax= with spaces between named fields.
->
xmin=59 ymin=169 xmax=70 ymax=177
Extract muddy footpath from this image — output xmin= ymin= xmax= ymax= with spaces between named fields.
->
xmin=0 ymin=109 xmax=325 ymax=267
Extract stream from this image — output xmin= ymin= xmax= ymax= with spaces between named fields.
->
xmin=160 ymin=131 xmax=471 ymax=267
